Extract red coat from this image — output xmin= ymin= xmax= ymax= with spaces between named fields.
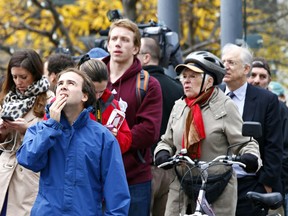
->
xmin=94 ymin=89 xmax=132 ymax=154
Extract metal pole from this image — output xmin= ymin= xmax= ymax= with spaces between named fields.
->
xmin=243 ymin=0 xmax=247 ymax=42
xmin=220 ymin=0 xmax=243 ymax=47
xmin=157 ymin=0 xmax=180 ymax=34
xmin=157 ymin=0 xmax=180 ymax=78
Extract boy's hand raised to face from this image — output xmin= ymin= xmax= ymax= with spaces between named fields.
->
xmin=49 ymin=95 xmax=67 ymax=122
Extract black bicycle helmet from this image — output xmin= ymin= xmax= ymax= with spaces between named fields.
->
xmin=183 ymin=51 xmax=226 ymax=85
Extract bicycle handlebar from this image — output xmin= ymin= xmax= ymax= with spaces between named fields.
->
xmin=157 ymin=149 xmax=246 ymax=169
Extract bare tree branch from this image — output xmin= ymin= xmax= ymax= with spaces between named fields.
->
xmin=248 ymin=11 xmax=288 ymax=26
xmin=31 ymin=0 xmax=75 ymax=54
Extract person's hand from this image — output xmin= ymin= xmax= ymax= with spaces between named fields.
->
xmin=239 ymin=153 xmax=258 ymax=173
xmin=110 ymin=127 xmax=118 ymax=136
xmin=105 ymin=125 xmax=118 ymax=136
xmin=0 ymin=119 xmax=5 ymax=129
xmin=155 ymin=150 xmax=173 ymax=170
xmin=0 ymin=119 xmax=11 ymax=139
xmin=1 ymin=118 xmax=27 ymax=136
xmin=49 ymin=95 xmax=67 ymax=122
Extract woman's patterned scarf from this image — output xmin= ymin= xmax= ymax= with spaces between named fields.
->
xmin=1 ymin=76 xmax=50 ymax=119
xmin=182 ymin=87 xmax=214 ymax=159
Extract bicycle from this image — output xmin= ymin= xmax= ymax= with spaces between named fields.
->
xmin=158 ymin=148 xmax=245 ymax=216
xmin=157 ymin=121 xmax=282 ymax=216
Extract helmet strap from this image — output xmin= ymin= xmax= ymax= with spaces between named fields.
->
xmin=197 ymin=73 xmax=206 ymax=97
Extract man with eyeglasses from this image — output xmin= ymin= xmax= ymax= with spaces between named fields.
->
xmin=220 ymin=43 xmax=283 ymax=216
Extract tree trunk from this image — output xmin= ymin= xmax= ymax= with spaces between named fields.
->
xmin=122 ymin=0 xmax=137 ymax=21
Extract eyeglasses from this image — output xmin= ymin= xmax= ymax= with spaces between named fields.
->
xmin=179 ymin=73 xmax=203 ymax=82
xmin=222 ymin=59 xmax=239 ymax=66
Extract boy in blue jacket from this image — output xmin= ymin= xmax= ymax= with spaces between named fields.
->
xmin=17 ymin=68 xmax=130 ymax=216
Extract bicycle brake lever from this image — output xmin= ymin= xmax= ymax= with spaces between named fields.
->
xmin=233 ymin=161 xmax=246 ymax=168
xmin=157 ymin=159 xmax=174 ymax=168
xmin=219 ymin=158 xmax=246 ymax=168
xmin=157 ymin=155 xmax=179 ymax=168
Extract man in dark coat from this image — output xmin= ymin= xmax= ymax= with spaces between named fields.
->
xmin=138 ymin=37 xmax=183 ymax=216
xmin=248 ymin=58 xmax=287 ymax=215
xmin=220 ymin=43 xmax=283 ymax=216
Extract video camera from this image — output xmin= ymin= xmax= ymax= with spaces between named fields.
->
xmin=94 ymin=10 xmax=183 ymax=69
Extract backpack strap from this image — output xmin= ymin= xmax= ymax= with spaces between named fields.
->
xmin=136 ymin=70 xmax=150 ymax=163
xmin=95 ymin=95 xmax=115 ymax=124
xmin=136 ymin=69 xmax=150 ymax=106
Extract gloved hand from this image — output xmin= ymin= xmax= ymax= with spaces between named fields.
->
xmin=239 ymin=153 xmax=258 ymax=173
xmin=155 ymin=150 xmax=173 ymax=170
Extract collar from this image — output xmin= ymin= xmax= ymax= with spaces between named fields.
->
xmin=64 ymin=108 xmax=90 ymax=129
xmin=100 ymin=88 xmax=113 ymax=103
xmin=142 ymin=65 xmax=165 ymax=74
xmin=104 ymin=56 xmax=142 ymax=83
xmin=225 ymin=82 xmax=247 ymax=101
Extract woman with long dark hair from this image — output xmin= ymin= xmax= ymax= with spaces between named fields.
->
xmin=0 ymin=49 xmax=54 ymax=216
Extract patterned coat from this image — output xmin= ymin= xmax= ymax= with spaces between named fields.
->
xmin=0 ymin=90 xmax=54 ymax=216
xmin=154 ymin=87 xmax=262 ymax=216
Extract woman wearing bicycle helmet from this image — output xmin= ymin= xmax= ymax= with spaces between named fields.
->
xmin=154 ymin=51 xmax=262 ymax=215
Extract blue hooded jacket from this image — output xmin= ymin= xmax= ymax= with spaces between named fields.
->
xmin=17 ymin=108 xmax=130 ymax=216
